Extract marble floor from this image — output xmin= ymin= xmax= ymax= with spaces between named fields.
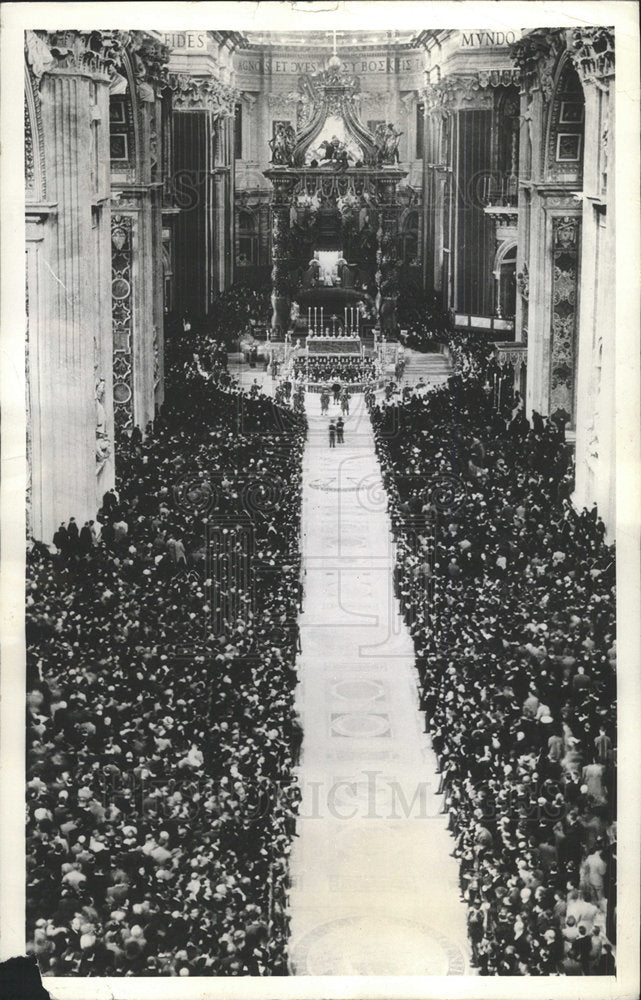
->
xmin=287 ymin=392 xmax=471 ymax=976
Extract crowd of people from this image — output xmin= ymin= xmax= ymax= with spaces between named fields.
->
xmin=174 ymin=279 xmax=272 ymax=355
xmin=292 ymin=355 xmax=379 ymax=386
xmin=25 ymin=334 xmax=307 ymax=976
xmin=394 ymin=281 xmax=451 ymax=352
xmin=370 ymin=332 xmax=617 ymax=976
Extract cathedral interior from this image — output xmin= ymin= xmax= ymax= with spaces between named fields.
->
xmin=20 ymin=25 xmax=622 ymax=982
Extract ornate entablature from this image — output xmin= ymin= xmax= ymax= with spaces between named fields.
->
xmin=423 ymin=68 xmax=521 ymax=114
xmin=168 ymin=73 xmax=239 ymax=117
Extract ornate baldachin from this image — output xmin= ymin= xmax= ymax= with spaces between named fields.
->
xmin=291 ymin=63 xmax=378 ymax=168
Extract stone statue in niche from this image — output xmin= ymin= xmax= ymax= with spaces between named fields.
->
xmin=516 ymin=262 xmax=529 ymax=300
xmin=95 ymin=377 xmax=111 ymax=473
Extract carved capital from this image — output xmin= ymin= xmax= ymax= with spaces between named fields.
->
xmin=570 ymin=27 xmax=615 ymax=86
xmin=168 ymin=73 xmax=239 ymax=117
xmin=423 ymin=72 xmax=503 ymax=114
xmin=26 ymin=30 xmax=125 ymax=83
xmin=511 ymin=28 xmax=568 ymax=101
xmin=117 ymin=30 xmax=171 ymax=99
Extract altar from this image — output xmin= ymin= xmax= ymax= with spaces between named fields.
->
xmin=308 ymin=335 xmax=361 ymax=356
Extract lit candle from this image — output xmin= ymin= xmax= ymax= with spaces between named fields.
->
xmin=345 ymin=307 xmax=348 ymax=328
xmin=314 ymin=307 xmax=317 ymax=332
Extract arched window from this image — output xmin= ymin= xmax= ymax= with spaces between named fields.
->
xmin=546 ymin=62 xmax=585 ymax=184
xmin=236 ymin=210 xmax=258 ymax=267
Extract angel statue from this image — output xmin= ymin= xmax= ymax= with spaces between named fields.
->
xmin=375 ymin=122 xmax=403 ymax=165
xmin=269 ymin=123 xmax=296 ymax=166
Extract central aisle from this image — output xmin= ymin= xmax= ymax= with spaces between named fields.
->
xmin=288 ymin=392 xmax=471 ymax=976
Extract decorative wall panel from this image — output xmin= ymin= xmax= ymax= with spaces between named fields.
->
xmin=111 ymin=214 xmax=134 ymax=429
xmin=550 ymin=214 xmax=581 ymax=418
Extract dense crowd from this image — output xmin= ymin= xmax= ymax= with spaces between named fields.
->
xmin=174 ymin=278 xmax=272 ymax=354
xmin=25 ymin=337 xmax=306 ymax=976
xmin=370 ymin=333 xmax=616 ymax=976
xmin=292 ymin=355 xmax=379 ymax=385
xmin=394 ymin=281 xmax=451 ymax=352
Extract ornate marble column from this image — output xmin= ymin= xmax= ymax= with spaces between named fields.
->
xmin=25 ymin=30 xmax=115 ymax=541
xmin=375 ymin=171 xmax=406 ymax=330
xmin=267 ymin=173 xmax=295 ymax=332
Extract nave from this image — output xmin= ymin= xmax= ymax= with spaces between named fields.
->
xmin=288 ymin=392 xmax=470 ymax=974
